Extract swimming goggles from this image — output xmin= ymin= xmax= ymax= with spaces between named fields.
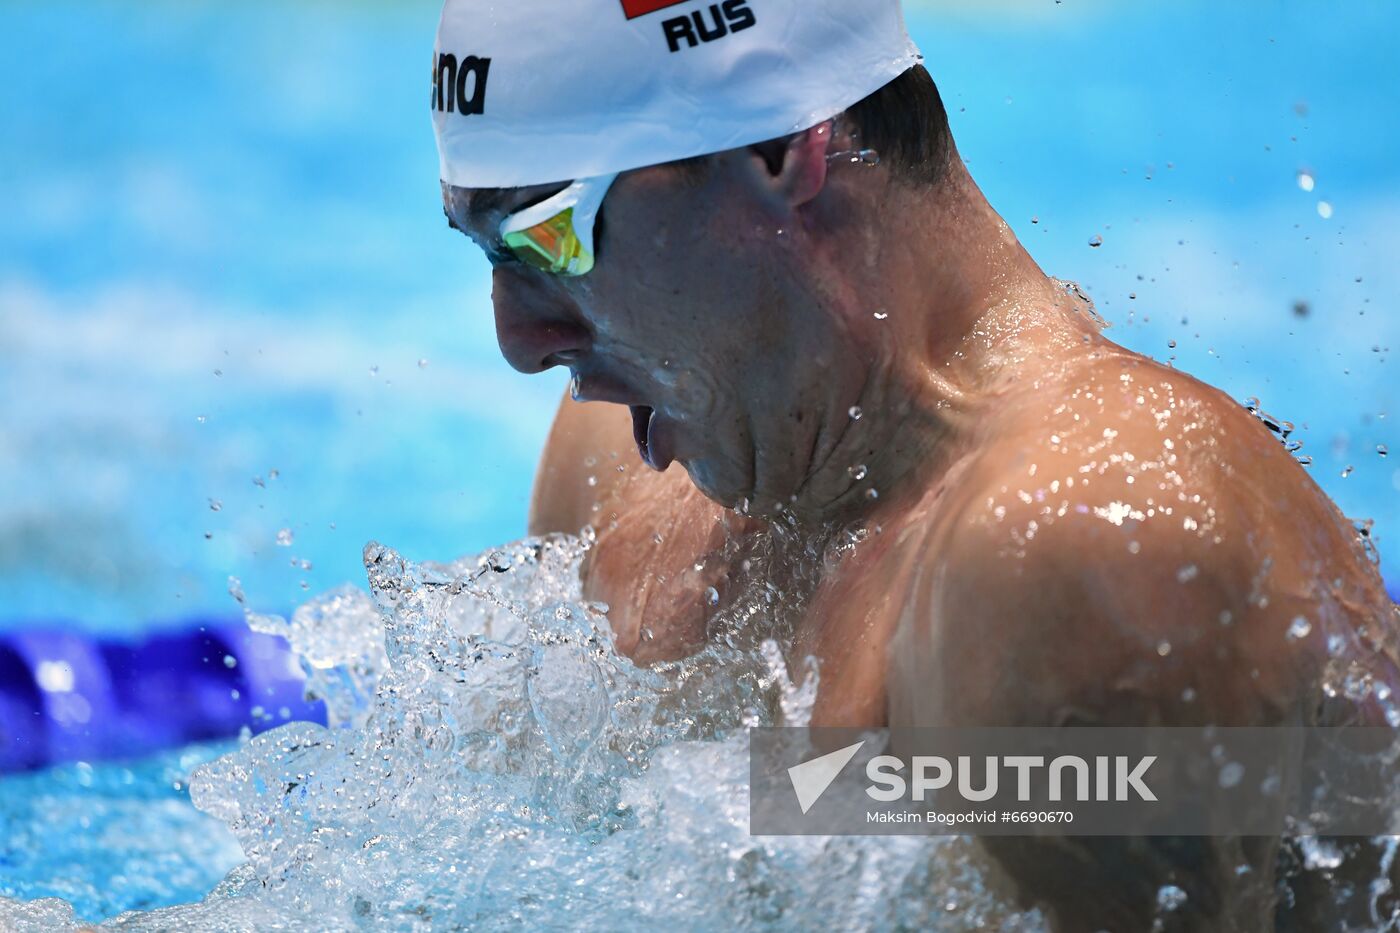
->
xmin=498 ymin=173 xmax=618 ymax=277
xmin=495 ymin=147 xmax=877 ymax=277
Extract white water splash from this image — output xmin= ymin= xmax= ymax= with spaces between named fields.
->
xmin=1 ymin=534 xmax=1040 ymax=931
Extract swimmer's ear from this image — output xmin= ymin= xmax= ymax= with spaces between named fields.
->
xmin=742 ymin=121 xmax=832 ymax=209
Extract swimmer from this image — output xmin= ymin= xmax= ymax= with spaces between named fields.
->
xmin=435 ymin=1 xmax=1400 ymax=929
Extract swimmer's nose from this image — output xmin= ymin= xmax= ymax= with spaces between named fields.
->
xmin=491 ymin=270 xmax=592 ymax=374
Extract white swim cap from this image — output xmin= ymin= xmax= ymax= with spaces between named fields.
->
xmin=432 ymin=0 xmax=921 ymax=189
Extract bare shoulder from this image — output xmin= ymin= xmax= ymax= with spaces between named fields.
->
xmin=891 ymin=348 xmax=1390 ymax=728
xmin=528 ymin=391 xmax=641 ymax=536
xmin=528 ymin=392 xmax=758 ymax=662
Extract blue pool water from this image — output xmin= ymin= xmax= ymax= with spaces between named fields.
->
xmin=0 ymin=743 xmax=244 ymax=919
xmin=1 ymin=0 xmax=1398 ymax=925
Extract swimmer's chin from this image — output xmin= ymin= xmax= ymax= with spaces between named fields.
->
xmin=680 ymin=460 xmax=748 ymax=512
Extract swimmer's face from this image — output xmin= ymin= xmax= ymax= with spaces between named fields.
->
xmin=444 ymin=129 xmax=876 ymax=512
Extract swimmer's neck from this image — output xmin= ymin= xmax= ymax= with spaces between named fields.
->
xmin=780 ymin=157 xmax=1072 ymax=525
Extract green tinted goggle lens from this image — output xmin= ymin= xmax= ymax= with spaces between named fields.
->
xmin=502 ymin=208 xmax=592 ymax=275
xmin=498 ymin=173 xmax=616 ymax=277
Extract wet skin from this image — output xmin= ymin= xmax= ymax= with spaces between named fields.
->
xmin=445 ymin=125 xmax=1400 ymax=931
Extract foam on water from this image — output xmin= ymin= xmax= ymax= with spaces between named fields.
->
xmin=1 ymin=534 xmax=1042 ymax=931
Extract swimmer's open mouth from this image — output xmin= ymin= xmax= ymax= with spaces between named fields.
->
xmin=628 ymin=404 xmax=674 ymax=472
xmin=630 ymin=405 xmax=655 ymax=465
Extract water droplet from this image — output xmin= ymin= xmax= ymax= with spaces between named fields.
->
xmin=1177 ymin=564 xmax=1199 ymax=583
xmin=1157 ymin=884 xmax=1188 ymax=913
xmin=873 ymin=310 xmax=888 ymax=321
xmin=1287 ymin=616 xmax=1312 ymax=640
xmin=196 ymin=414 xmax=208 ymax=424
xmin=1218 ymin=762 xmax=1245 ymax=788
xmin=369 ymin=365 xmax=379 ymax=377
xmin=848 ymin=464 xmax=869 ymax=481
xmin=209 ymin=499 xmax=223 ymax=512
xmin=1317 ymin=201 xmax=1333 ymax=220
xmin=1297 ymin=170 xmax=1315 ymax=192
xmin=1341 ymin=465 xmax=1354 ymax=478
xmin=417 ymin=358 xmax=429 ymax=369
xmin=1168 ymin=340 xmax=1177 ymax=349
xmin=826 ymin=148 xmax=880 ymax=166
xmin=848 ymin=406 xmax=863 ymax=421
xmin=1157 ymin=640 xmax=1172 ymax=657
xmin=213 ymin=368 xmax=223 ymax=377
xmin=865 ymin=489 xmax=880 ymax=501
xmin=276 ymin=528 xmax=294 ymax=547
xmin=1326 ymin=634 xmax=1347 ymax=657
xmin=1379 ymin=445 xmax=1389 ymax=458
xmin=1088 ymin=235 xmax=1104 ymax=248
xmin=223 ymin=655 xmax=238 ymax=669
xmin=705 ymin=587 xmax=720 ymax=607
